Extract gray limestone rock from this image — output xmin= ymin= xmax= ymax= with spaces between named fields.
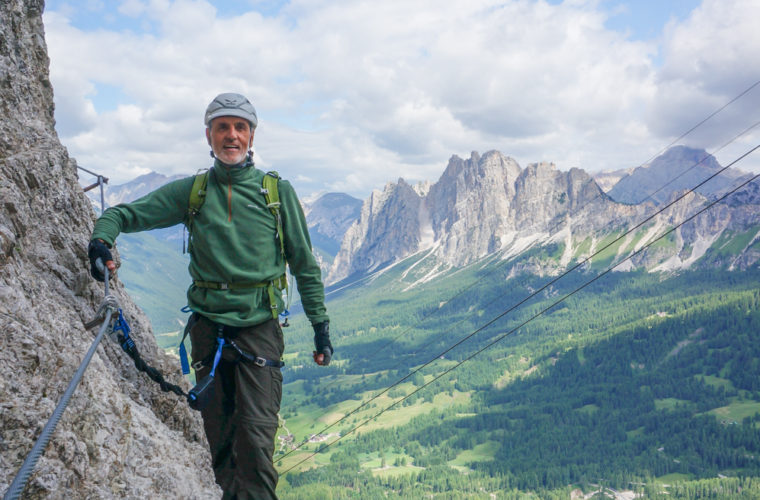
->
xmin=327 ymin=147 xmax=760 ymax=284
xmin=0 ymin=1 xmax=220 ymax=498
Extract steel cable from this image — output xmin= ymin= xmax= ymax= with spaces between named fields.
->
xmin=3 ymin=270 xmax=116 ymax=500
xmin=280 ymin=144 xmax=760 ymax=474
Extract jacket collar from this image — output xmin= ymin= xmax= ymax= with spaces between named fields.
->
xmin=213 ymin=158 xmax=255 ymax=183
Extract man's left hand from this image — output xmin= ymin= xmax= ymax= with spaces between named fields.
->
xmin=312 ymin=321 xmax=333 ymax=366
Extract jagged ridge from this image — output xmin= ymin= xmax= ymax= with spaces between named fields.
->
xmin=328 ymin=149 xmax=760 ymax=285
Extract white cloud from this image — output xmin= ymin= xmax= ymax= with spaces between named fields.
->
xmin=44 ymin=0 xmax=760 ymax=198
xmin=649 ymin=0 xmax=760 ymax=171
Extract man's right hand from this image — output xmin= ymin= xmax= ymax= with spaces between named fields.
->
xmin=312 ymin=321 xmax=333 ymax=366
xmin=88 ymin=239 xmax=115 ymax=281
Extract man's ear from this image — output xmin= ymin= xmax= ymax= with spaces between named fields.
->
xmin=249 ymin=128 xmax=255 ymax=148
xmin=206 ymin=128 xmax=212 ymax=146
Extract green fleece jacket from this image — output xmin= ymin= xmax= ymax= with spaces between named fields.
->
xmin=92 ymin=161 xmax=328 ymax=327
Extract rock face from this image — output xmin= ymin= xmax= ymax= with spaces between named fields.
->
xmin=0 ymin=2 xmax=219 ymax=498
xmin=427 ymin=151 xmax=522 ymax=267
xmin=331 ymin=178 xmax=424 ymax=282
xmin=327 ymin=148 xmax=760 ymax=284
xmin=329 ymin=151 xmax=620 ymax=283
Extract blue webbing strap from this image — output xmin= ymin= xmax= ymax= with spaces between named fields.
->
xmin=210 ymin=338 xmax=225 ymax=377
xmin=179 ymin=306 xmax=194 ymax=375
xmin=179 ymin=343 xmax=190 ymax=375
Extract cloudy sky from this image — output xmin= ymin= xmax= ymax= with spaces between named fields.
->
xmin=44 ymin=0 xmax=760 ymax=199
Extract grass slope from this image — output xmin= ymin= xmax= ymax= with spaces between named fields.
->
xmin=275 ymin=249 xmax=760 ymax=498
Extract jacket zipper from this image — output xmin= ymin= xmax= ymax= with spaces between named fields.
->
xmin=227 ymin=180 xmax=232 ymax=222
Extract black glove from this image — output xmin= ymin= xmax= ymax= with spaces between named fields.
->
xmin=88 ymin=239 xmax=114 ymax=282
xmin=313 ymin=321 xmax=333 ymax=366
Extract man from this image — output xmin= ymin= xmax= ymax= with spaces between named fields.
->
xmin=87 ymin=92 xmax=332 ymax=499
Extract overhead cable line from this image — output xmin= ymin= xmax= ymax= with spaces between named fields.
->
xmin=281 ymin=82 xmax=760 ymax=462
xmin=278 ymin=141 xmax=760 ymax=464
xmin=281 ymin=144 xmax=760 ymax=474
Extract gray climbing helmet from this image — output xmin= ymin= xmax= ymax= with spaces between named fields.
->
xmin=204 ymin=92 xmax=258 ymax=129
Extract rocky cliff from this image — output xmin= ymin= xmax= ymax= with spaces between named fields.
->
xmin=327 ymin=148 xmax=760 ymax=285
xmin=328 ymin=151 xmax=626 ymax=283
xmin=0 ymin=1 xmax=219 ymax=498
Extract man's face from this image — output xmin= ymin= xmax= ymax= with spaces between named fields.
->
xmin=206 ymin=116 xmax=255 ymax=165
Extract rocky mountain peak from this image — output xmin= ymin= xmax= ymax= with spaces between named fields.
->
xmin=326 ymin=145 xmax=759 ymax=285
xmin=329 ymin=176 xmax=423 ymax=283
xmin=328 ymin=150 xmax=528 ymax=283
xmin=0 ymin=2 xmax=218 ymax=497
xmin=607 ymin=145 xmax=749 ymax=205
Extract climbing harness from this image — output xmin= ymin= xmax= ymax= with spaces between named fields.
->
xmin=178 ymin=312 xmax=285 ymax=392
xmin=187 ymin=325 xmax=225 ymax=411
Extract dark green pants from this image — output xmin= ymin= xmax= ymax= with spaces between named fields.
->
xmin=190 ymin=315 xmax=284 ymax=500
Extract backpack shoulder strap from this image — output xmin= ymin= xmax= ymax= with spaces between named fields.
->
xmin=189 ymin=169 xmax=210 ymax=215
xmin=185 ymin=169 xmax=209 ymax=253
xmin=261 ymin=171 xmax=285 ymax=261
xmin=261 ymin=171 xmax=292 ymax=321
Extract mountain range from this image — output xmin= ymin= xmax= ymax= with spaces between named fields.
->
xmin=327 ymin=146 xmax=759 ymax=285
xmin=88 ymin=144 xmax=759 ymax=291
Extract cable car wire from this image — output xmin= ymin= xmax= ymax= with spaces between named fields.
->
xmin=280 ymin=144 xmax=760 ymax=474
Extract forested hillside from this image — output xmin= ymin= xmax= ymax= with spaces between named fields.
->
xmin=271 ymin=248 xmax=760 ymax=498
